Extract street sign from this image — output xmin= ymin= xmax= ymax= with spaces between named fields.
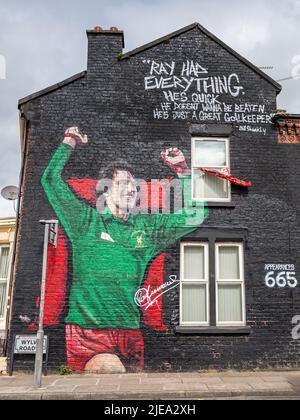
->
xmin=49 ymin=221 xmax=58 ymax=248
xmin=14 ymin=335 xmax=48 ymax=354
xmin=9 ymin=334 xmax=49 ymax=376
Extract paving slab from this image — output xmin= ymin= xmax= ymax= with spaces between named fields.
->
xmin=0 ymin=386 xmax=33 ymax=394
xmin=250 ymin=382 xmax=293 ymax=391
xmin=261 ymin=376 xmax=295 ymax=383
xmin=163 ymin=383 xmax=209 ymax=392
xmin=74 ymin=384 xmax=121 ymax=393
xmin=181 ymin=377 xmax=223 ymax=384
xmin=140 ymin=377 xmax=182 ymax=385
xmin=51 ymin=378 xmax=99 ymax=387
xmin=221 ymin=377 xmax=266 ymax=384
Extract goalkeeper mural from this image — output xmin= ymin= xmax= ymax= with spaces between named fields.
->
xmin=41 ymin=127 xmax=207 ymax=373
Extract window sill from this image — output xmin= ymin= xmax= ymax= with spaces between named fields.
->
xmin=206 ymin=202 xmax=235 ymax=208
xmin=176 ymin=326 xmax=251 ymax=335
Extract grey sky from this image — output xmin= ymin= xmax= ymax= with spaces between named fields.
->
xmin=0 ymin=0 xmax=299 ymax=217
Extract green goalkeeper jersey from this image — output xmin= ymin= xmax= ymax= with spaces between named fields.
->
xmin=42 ymin=144 xmax=207 ymax=330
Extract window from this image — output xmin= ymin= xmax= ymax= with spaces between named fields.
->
xmin=216 ymin=244 xmax=246 ymax=326
xmin=180 ymin=241 xmax=246 ymax=328
xmin=0 ymin=246 xmax=10 ymax=319
xmin=180 ymin=243 xmax=209 ymax=326
xmin=192 ymin=137 xmax=231 ymax=202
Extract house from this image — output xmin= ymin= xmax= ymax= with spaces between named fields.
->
xmin=8 ymin=23 xmax=300 ymax=373
xmin=0 ymin=218 xmax=15 ymax=357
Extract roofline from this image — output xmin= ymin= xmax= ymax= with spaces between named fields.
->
xmin=122 ymin=22 xmax=282 ymax=94
xmin=18 ymin=71 xmax=87 ymax=108
xmin=0 ymin=218 xmax=16 ymax=225
xmin=273 ymin=113 xmax=300 ymax=120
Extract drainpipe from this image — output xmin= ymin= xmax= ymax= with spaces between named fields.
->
xmin=4 ymin=111 xmax=29 ymax=355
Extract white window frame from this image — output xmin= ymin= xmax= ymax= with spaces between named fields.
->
xmin=0 ymin=245 xmax=11 ymax=323
xmin=215 ymin=243 xmax=246 ymax=327
xmin=180 ymin=242 xmax=210 ymax=326
xmin=191 ymin=137 xmax=231 ymax=203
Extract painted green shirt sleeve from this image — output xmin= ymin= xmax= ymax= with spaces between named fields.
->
xmin=41 ymin=143 xmax=94 ymax=241
xmin=151 ymin=176 xmax=208 ymax=255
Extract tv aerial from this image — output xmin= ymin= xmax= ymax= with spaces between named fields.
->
xmin=1 ymin=185 xmax=19 ymax=213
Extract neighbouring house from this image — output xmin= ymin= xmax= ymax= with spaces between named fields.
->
xmin=0 ymin=218 xmax=15 ymax=355
xmin=7 ymin=23 xmax=300 ymax=373
xmin=274 ymin=111 xmax=300 ymax=144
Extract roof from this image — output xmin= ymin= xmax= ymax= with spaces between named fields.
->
xmin=273 ymin=113 xmax=300 ymax=120
xmin=18 ymin=71 xmax=87 ymax=108
xmin=122 ymin=22 xmax=282 ymax=93
xmin=18 ymin=22 xmax=282 ymax=108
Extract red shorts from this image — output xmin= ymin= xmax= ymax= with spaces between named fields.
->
xmin=66 ymin=325 xmax=145 ymax=372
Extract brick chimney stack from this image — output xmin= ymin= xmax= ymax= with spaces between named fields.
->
xmin=86 ymin=26 xmax=125 ymax=78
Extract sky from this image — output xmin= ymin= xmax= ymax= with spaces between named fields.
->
xmin=0 ymin=0 xmax=299 ymax=217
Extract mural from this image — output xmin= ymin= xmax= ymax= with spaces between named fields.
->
xmin=143 ymin=60 xmax=275 ymax=136
xmin=40 ymin=127 xmax=208 ymax=373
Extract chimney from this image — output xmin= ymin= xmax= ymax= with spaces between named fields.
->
xmin=86 ymin=26 xmax=125 ymax=77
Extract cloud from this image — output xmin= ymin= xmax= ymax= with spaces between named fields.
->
xmin=0 ymin=0 xmax=299 ymax=216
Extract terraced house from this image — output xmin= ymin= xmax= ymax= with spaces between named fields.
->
xmin=0 ymin=218 xmax=15 ymax=357
xmin=6 ymin=23 xmax=300 ymax=374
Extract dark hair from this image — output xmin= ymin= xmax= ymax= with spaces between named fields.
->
xmin=96 ymin=159 xmax=135 ymax=197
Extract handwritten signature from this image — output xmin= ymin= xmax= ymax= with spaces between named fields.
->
xmin=134 ymin=275 xmax=180 ymax=310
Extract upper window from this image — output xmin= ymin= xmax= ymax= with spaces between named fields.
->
xmin=192 ymin=138 xmax=231 ymax=202
xmin=0 ymin=246 xmax=10 ymax=319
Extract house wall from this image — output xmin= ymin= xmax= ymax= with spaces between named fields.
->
xmin=0 ymin=218 xmax=15 ymax=355
xmin=9 ymin=26 xmax=300 ymax=373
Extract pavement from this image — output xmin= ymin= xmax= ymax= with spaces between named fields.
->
xmin=0 ymin=370 xmax=300 ymax=400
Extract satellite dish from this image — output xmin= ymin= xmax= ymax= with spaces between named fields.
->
xmin=1 ymin=186 xmax=19 ymax=201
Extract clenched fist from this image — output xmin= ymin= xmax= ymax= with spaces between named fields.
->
xmin=161 ymin=148 xmax=191 ymax=177
xmin=63 ymin=127 xmax=88 ymax=149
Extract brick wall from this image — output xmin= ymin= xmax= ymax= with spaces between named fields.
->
xmin=8 ymin=25 xmax=300 ymax=373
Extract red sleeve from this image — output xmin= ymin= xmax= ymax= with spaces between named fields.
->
xmin=141 ymin=254 xmax=168 ymax=331
xmin=41 ymin=229 xmax=68 ymax=327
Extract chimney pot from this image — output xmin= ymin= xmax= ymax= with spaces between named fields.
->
xmin=110 ymin=27 xmax=119 ymax=32
xmin=94 ymin=26 xmax=103 ymax=32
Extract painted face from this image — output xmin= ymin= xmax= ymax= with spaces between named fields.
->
xmin=109 ymin=170 xmax=138 ymax=212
